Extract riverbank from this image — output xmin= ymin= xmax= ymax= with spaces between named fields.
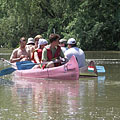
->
xmin=0 ymin=48 xmax=120 ymax=53
xmin=0 ymin=48 xmax=13 ymax=53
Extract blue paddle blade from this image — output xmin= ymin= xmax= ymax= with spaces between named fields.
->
xmin=0 ymin=67 xmax=16 ymax=76
xmin=16 ymin=61 xmax=36 ymax=70
xmin=96 ymin=66 xmax=105 ymax=73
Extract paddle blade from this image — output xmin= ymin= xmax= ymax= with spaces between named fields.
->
xmin=96 ymin=66 xmax=105 ymax=73
xmin=0 ymin=67 xmax=16 ymax=76
xmin=16 ymin=61 xmax=35 ymax=70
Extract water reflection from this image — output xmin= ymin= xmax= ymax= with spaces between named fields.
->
xmin=1 ymin=51 xmax=120 ymax=119
xmin=0 ymin=78 xmax=14 ymax=86
xmin=7 ymin=75 xmax=107 ymax=119
xmin=11 ymin=77 xmax=81 ymax=119
xmin=97 ymin=76 xmax=106 ymax=96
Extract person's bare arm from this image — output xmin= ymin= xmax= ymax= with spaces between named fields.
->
xmin=10 ymin=49 xmax=22 ymax=63
xmin=10 ymin=49 xmax=28 ymax=63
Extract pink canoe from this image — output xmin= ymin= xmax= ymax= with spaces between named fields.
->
xmin=14 ymin=56 xmax=79 ymax=80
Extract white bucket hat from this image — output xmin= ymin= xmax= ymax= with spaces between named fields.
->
xmin=67 ymin=38 xmax=76 ymax=44
xmin=59 ymin=39 xmax=67 ymax=43
xmin=27 ymin=37 xmax=35 ymax=45
xmin=38 ymin=39 xmax=48 ymax=48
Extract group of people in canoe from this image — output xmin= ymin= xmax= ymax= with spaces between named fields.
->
xmin=10 ymin=33 xmax=86 ymax=69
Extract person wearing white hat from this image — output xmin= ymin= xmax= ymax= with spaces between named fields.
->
xmin=64 ymin=38 xmax=85 ymax=68
xmin=27 ymin=37 xmax=35 ymax=45
xmin=59 ymin=38 xmax=68 ymax=53
xmin=26 ymin=37 xmax=35 ymax=59
xmin=38 ymin=39 xmax=48 ymax=49
xmin=33 ymin=39 xmax=48 ymax=66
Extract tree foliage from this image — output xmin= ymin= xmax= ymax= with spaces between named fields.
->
xmin=0 ymin=0 xmax=120 ymax=50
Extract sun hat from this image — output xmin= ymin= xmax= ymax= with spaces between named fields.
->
xmin=67 ymin=38 xmax=76 ymax=44
xmin=59 ymin=39 xmax=67 ymax=43
xmin=27 ymin=37 xmax=35 ymax=45
xmin=38 ymin=39 xmax=48 ymax=48
xmin=34 ymin=35 xmax=42 ymax=40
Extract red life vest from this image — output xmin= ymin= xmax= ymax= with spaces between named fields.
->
xmin=42 ymin=46 xmax=61 ymax=68
xmin=31 ymin=51 xmax=35 ymax=62
xmin=37 ymin=49 xmax=42 ymax=61
xmin=47 ymin=46 xmax=61 ymax=61
xmin=32 ymin=49 xmax=42 ymax=63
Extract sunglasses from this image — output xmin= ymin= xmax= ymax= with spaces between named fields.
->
xmin=20 ymin=39 xmax=26 ymax=42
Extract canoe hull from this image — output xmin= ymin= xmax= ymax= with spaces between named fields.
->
xmin=14 ymin=56 xmax=79 ymax=80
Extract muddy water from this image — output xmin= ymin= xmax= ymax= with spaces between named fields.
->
xmin=0 ymin=51 xmax=120 ymax=120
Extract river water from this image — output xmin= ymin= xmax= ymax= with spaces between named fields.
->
xmin=0 ymin=50 xmax=120 ymax=120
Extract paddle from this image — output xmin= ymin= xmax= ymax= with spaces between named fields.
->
xmin=1 ymin=58 xmax=11 ymax=64
xmin=0 ymin=67 xmax=16 ymax=76
xmin=0 ymin=61 xmax=34 ymax=76
xmin=0 ymin=59 xmax=62 ymax=76
xmin=1 ymin=58 xmax=33 ymax=69
xmin=16 ymin=60 xmax=35 ymax=70
xmin=16 ymin=59 xmax=64 ymax=70
xmin=0 ymin=58 xmax=17 ymax=68
xmin=0 ymin=56 xmax=61 ymax=76
xmin=96 ymin=66 xmax=105 ymax=73
xmin=0 ymin=58 xmax=16 ymax=76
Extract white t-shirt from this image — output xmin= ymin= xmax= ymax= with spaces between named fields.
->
xmin=61 ymin=47 xmax=68 ymax=53
xmin=64 ymin=47 xmax=85 ymax=68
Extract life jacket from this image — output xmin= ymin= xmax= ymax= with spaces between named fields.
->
xmin=37 ymin=49 xmax=42 ymax=61
xmin=31 ymin=51 xmax=35 ymax=62
xmin=42 ymin=46 xmax=61 ymax=68
xmin=32 ymin=49 xmax=42 ymax=63
xmin=47 ymin=45 xmax=61 ymax=61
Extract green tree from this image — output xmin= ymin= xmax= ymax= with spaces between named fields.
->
xmin=0 ymin=0 xmax=120 ymax=50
